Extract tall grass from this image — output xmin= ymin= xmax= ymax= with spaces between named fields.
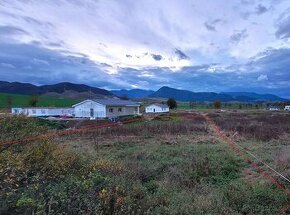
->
xmin=209 ymin=112 xmax=290 ymax=140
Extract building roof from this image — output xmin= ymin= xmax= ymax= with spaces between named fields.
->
xmin=147 ymin=103 xmax=169 ymax=108
xmin=94 ymin=99 xmax=140 ymax=106
xmin=72 ymin=99 xmax=140 ymax=107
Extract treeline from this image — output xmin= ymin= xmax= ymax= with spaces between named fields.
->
xmin=187 ymin=101 xmax=290 ymax=109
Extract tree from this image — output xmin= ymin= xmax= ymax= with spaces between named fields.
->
xmin=189 ymin=101 xmax=195 ymax=109
xmin=120 ymin=95 xmax=129 ymax=100
xmin=214 ymin=100 xmax=221 ymax=109
xmin=6 ymin=95 xmax=12 ymax=109
xmin=167 ymin=98 xmax=177 ymax=109
xmin=28 ymin=95 xmax=39 ymax=107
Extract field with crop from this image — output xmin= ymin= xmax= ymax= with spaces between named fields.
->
xmin=0 ymin=93 xmax=80 ymax=108
xmin=0 ymin=111 xmax=289 ymax=214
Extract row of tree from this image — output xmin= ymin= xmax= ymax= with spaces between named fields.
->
xmin=169 ymin=98 xmax=290 ymax=110
xmin=4 ymin=95 xmax=39 ymax=108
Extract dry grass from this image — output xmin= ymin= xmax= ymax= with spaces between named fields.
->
xmin=208 ymin=112 xmax=290 ymax=141
xmin=274 ymin=146 xmax=290 ymax=169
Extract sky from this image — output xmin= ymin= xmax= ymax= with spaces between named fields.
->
xmin=0 ymin=0 xmax=290 ymax=97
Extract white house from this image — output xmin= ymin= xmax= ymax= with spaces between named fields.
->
xmin=72 ymin=99 xmax=140 ymax=119
xmin=145 ymin=104 xmax=169 ymax=113
xmin=11 ymin=107 xmax=74 ymax=117
xmin=285 ymin=105 xmax=290 ymax=111
xmin=269 ymin=107 xmax=280 ymax=111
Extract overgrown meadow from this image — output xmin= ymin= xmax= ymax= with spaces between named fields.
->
xmin=0 ymin=112 xmax=289 ymax=214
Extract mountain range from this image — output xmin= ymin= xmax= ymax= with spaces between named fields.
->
xmin=0 ymin=81 xmax=287 ymax=102
xmin=149 ymin=86 xmax=285 ymax=102
xmin=0 ymin=81 xmax=112 ymax=99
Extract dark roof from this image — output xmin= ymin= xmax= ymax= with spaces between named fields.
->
xmin=148 ymin=103 xmax=169 ymax=108
xmin=72 ymin=99 xmax=140 ymax=107
xmin=93 ymin=99 xmax=140 ymax=106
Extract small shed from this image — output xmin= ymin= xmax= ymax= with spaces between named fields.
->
xmin=145 ymin=104 xmax=169 ymax=113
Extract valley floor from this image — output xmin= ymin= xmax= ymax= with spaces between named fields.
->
xmin=0 ymin=111 xmax=289 ymax=214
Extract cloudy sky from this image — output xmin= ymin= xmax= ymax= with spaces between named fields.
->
xmin=0 ymin=0 xmax=290 ymax=97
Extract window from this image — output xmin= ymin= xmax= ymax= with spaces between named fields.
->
xmin=32 ymin=109 xmax=36 ymax=114
xmin=41 ymin=109 xmax=45 ymax=114
xmin=135 ymin=107 xmax=138 ymax=111
xmin=118 ymin=108 xmax=122 ymax=112
xmin=109 ymin=108 xmax=113 ymax=113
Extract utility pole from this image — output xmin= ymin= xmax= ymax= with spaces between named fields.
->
xmin=92 ymin=131 xmax=99 ymax=153
xmin=93 ymin=112 xmax=99 ymax=152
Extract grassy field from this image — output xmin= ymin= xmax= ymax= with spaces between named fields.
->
xmin=0 ymin=93 xmax=80 ymax=108
xmin=0 ymin=111 xmax=289 ymax=214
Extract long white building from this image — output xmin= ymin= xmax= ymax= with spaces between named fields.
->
xmin=11 ymin=107 xmax=74 ymax=117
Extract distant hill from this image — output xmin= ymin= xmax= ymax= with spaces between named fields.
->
xmin=149 ymin=86 xmax=286 ymax=102
xmin=0 ymin=81 xmax=39 ymax=95
xmin=222 ymin=92 xmax=283 ymax=101
xmin=111 ymin=89 xmax=154 ymax=99
xmin=0 ymin=81 xmax=113 ymax=99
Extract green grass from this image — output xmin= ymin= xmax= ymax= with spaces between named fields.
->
xmin=78 ymin=134 xmax=288 ymax=214
xmin=0 ymin=93 xmax=80 ymax=108
xmin=177 ymin=103 xmax=208 ymax=109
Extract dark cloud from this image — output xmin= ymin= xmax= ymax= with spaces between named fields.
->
xmin=46 ymin=41 xmax=65 ymax=47
xmin=204 ymin=22 xmax=216 ymax=31
xmin=256 ymin=4 xmax=268 ymax=15
xmin=240 ymin=12 xmax=251 ymax=20
xmin=204 ymin=19 xmax=222 ymax=31
xmin=276 ymin=12 xmax=290 ymax=39
xmin=175 ymin=49 xmax=190 ymax=60
xmin=0 ymin=42 xmax=117 ymax=87
xmin=100 ymin=62 xmax=112 ymax=67
xmin=22 ymin=16 xmax=54 ymax=28
xmin=151 ymin=54 xmax=163 ymax=61
xmin=230 ymin=29 xmax=248 ymax=44
xmin=240 ymin=3 xmax=269 ymax=20
xmin=240 ymin=0 xmax=254 ymax=5
xmin=0 ymin=25 xmax=29 ymax=37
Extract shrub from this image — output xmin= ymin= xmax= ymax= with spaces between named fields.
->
xmin=0 ymin=140 xmax=91 ymax=214
xmin=167 ymin=98 xmax=177 ymax=109
xmin=0 ymin=116 xmax=54 ymax=144
xmin=223 ymin=179 xmax=289 ymax=214
xmin=214 ymin=101 xmax=222 ymax=109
